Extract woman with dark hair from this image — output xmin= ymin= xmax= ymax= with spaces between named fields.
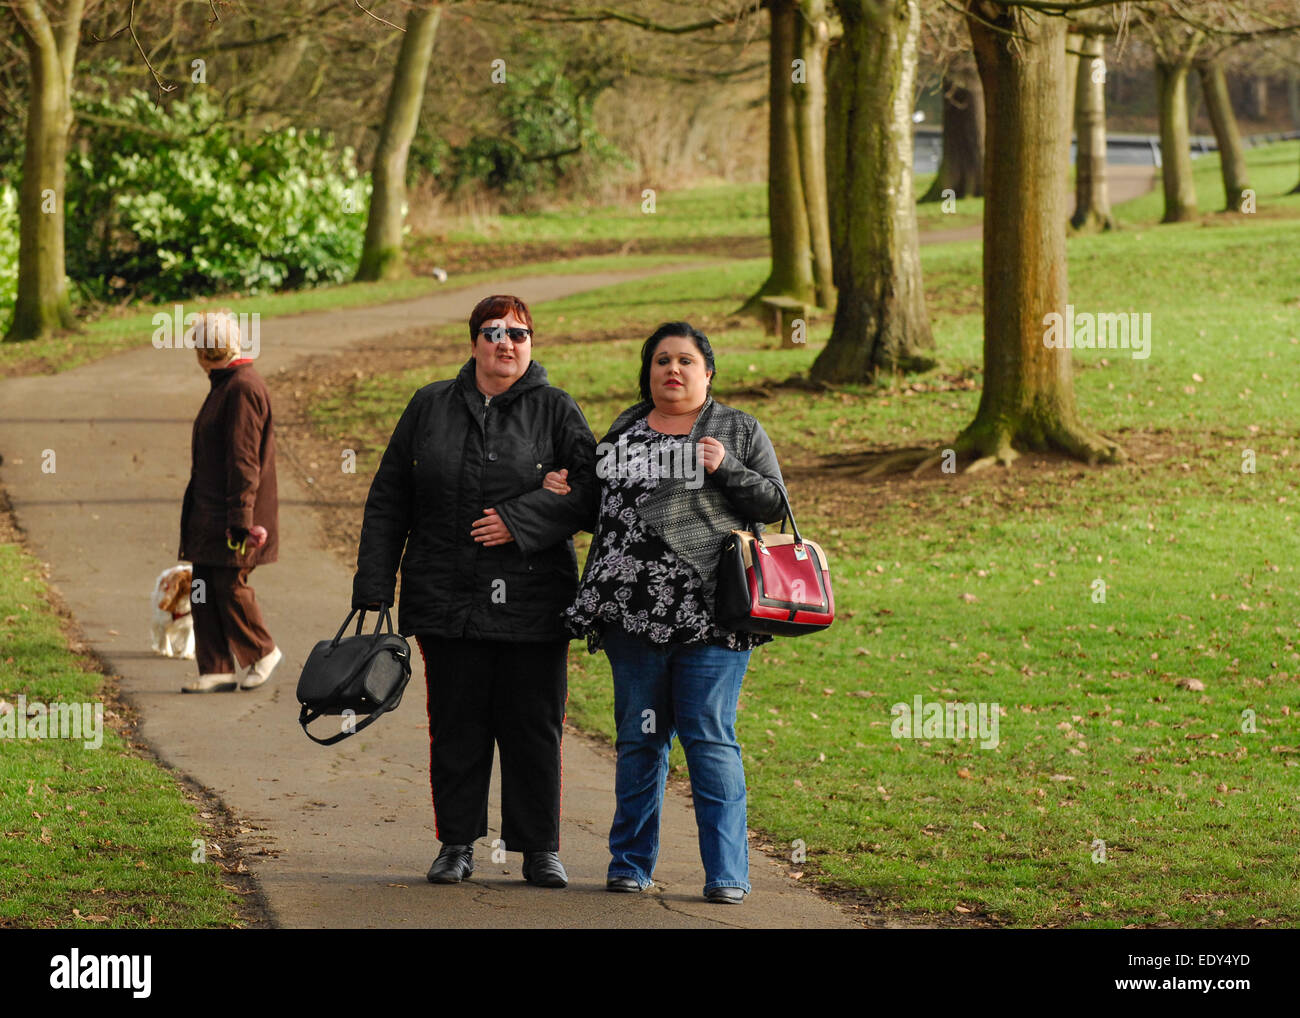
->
xmin=353 ymin=294 xmax=595 ymax=889
xmin=551 ymin=321 xmax=785 ymax=903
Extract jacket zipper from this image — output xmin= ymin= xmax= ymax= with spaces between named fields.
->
xmin=480 ymin=394 xmax=530 ymax=570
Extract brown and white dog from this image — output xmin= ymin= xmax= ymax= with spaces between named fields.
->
xmin=150 ymin=564 xmax=195 ymax=659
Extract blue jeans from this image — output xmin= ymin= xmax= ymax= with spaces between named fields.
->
xmin=603 ymin=627 xmax=752 ymax=894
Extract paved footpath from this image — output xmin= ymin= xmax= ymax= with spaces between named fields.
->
xmin=0 ymin=267 xmax=858 ymax=929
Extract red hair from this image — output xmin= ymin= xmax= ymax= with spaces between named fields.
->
xmin=468 ymin=294 xmax=533 ymax=344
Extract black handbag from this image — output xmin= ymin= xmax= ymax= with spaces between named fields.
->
xmin=715 ymin=484 xmax=834 ymax=637
xmin=296 ymin=606 xmax=412 ymax=746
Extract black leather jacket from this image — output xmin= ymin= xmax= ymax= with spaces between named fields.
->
xmin=352 ymin=359 xmax=596 ymax=641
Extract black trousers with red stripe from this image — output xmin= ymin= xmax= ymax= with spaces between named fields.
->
xmin=414 ymin=636 xmax=568 ymax=853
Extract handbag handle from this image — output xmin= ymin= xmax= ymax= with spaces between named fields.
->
xmin=328 ymin=604 xmax=394 ymax=652
xmin=749 ymin=481 xmax=803 ymax=547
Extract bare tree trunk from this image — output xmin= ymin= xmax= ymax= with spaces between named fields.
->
xmin=794 ymin=0 xmax=835 ymax=310
xmin=810 ymin=0 xmax=933 ymax=383
xmin=1252 ymin=76 xmax=1269 ymax=119
xmin=741 ymin=0 xmax=817 ymax=313
xmin=1197 ymin=57 xmax=1250 ymax=212
xmin=356 ymin=4 xmax=440 ymax=282
xmin=6 ymin=0 xmax=84 ymax=343
xmin=1072 ymin=32 xmax=1114 ymax=232
xmin=1156 ymin=58 xmax=1198 ymax=223
xmin=919 ymin=63 xmax=984 ymax=201
xmin=955 ymin=2 xmax=1120 ymax=467
xmin=1063 ymin=31 xmax=1080 ymax=148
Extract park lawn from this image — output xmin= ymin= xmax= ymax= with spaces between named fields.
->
xmin=0 ymin=542 xmax=244 ymax=928
xmin=1 ymin=168 xmax=988 ymax=379
xmin=0 ymin=252 xmax=711 ymax=377
xmin=310 ymin=195 xmax=1300 ymax=927
xmin=1114 ymin=140 xmax=1300 ymax=224
xmin=413 ymin=176 xmax=983 ymax=253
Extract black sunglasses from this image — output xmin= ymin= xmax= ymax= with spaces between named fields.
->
xmin=478 ymin=326 xmax=532 ymax=344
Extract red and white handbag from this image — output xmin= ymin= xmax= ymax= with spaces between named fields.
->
xmin=715 ymin=485 xmax=834 ymax=637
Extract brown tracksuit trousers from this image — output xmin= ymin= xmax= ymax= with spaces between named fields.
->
xmin=190 ymin=564 xmax=276 ymax=674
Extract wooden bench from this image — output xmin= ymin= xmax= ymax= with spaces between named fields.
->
xmin=760 ymin=295 xmax=811 ymax=349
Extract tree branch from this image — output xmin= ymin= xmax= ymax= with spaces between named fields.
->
xmin=489 ymin=0 xmax=766 ymax=34
xmin=355 ymin=0 xmax=405 ymax=31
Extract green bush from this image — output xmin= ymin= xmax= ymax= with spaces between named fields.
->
xmin=436 ymin=57 xmax=624 ymax=204
xmin=67 ymin=91 xmax=371 ymax=301
xmin=0 ymin=184 xmax=17 ymax=334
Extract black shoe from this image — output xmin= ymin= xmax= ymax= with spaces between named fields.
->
xmin=705 ymin=886 xmax=746 ymax=904
xmin=606 ymin=876 xmax=643 ymax=893
xmin=522 ymin=851 xmax=568 ymax=888
xmin=426 ymin=843 xmax=474 ymax=884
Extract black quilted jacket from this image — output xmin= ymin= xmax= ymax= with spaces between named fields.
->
xmin=578 ymin=397 xmax=787 ymax=614
xmin=352 ymin=359 xmax=596 ymax=641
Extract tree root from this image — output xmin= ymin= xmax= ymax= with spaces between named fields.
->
xmin=861 ymin=447 xmax=937 ymax=478
xmin=858 ymin=415 xmax=1124 ymax=479
xmin=1044 ymin=420 xmax=1126 ymax=465
xmin=965 ymin=446 xmax=1020 ymax=473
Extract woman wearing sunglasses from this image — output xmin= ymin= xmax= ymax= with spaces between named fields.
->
xmin=352 ymin=294 xmax=595 ymax=889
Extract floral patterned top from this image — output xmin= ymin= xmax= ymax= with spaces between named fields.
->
xmin=564 ymin=416 xmax=768 ymax=652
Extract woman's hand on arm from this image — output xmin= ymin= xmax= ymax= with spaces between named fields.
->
xmin=471 ymin=507 xmax=515 ymax=546
xmin=542 ymin=468 xmax=571 ymax=495
xmin=697 ymin=436 xmax=727 ymax=474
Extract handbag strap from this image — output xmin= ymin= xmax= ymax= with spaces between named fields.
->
xmin=328 ymin=604 xmax=395 ymax=651
xmin=298 ymin=638 xmax=411 ymax=746
xmin=750 ymin=481 xmax=803 ymax=547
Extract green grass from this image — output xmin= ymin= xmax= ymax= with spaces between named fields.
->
xmin=1115 ymin=141 xmax=1300 ymax=225
xmin=0 ymin=252 xmax=712 ymax=377
xmin=309 ymin=156 xmax=1300 ymax=926
xmin=424 ymin=177 xmax=984 ymax=246
xmin=0 ymin=543 xmax=244 ymax=928
xmin=430 ymin=181 xmax=771 ymax=246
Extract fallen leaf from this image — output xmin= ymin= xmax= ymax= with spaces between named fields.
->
xmin=1176 ymin=678 xmax=1206 ymax=692
xmin=972 ymin=821 xmax=987 ymax=831
xmin=957 ymin=768 xmax=972 ymax=779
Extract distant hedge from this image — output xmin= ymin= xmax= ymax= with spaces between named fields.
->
xmin=67 ymin=90 xmax=372 ymax=302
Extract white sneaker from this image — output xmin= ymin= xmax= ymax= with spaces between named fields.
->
xmin=182 ymin=673 xmax=239 ymax=694
xmin=240 ymin=646 xmax=283 ymax=689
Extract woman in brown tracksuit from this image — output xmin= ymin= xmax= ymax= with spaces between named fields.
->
xmin=178 ymin=311 xmax=281 ymax=693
